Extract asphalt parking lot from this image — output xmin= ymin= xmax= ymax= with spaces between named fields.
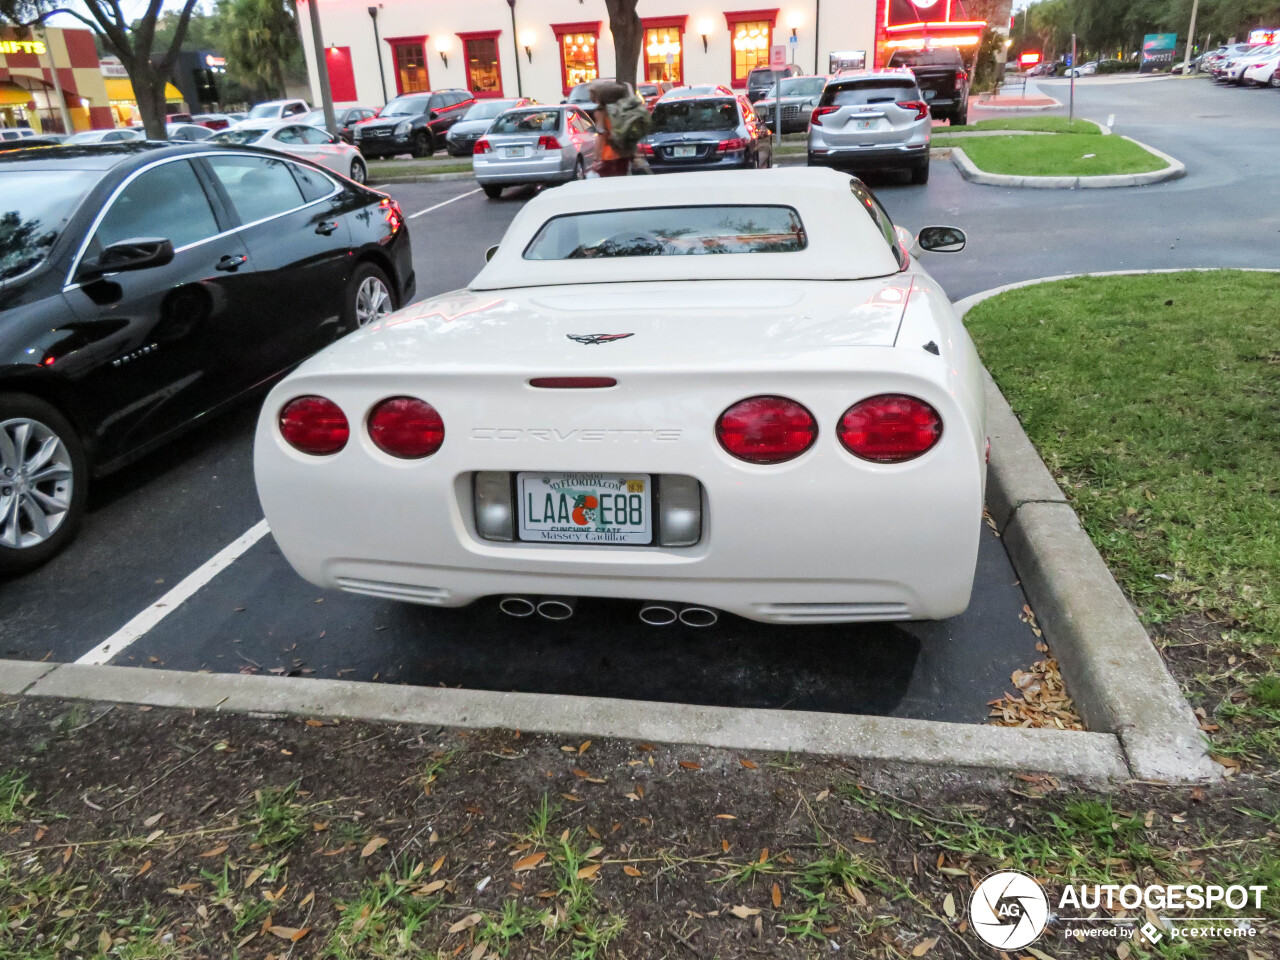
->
xmin=4 ymin=77 xmax=1274 ymax=724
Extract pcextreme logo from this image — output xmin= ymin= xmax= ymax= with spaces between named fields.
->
xmin=969 ymin=871 xmax=1050 ymax=950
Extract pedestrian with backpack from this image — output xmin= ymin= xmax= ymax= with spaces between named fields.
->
xmin=586 ymin=80 xmax=653 ymax=177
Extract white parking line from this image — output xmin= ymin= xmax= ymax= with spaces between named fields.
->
xmin=74 ymin=519 xmax=271 ymax=666
xmin=408 ymin=187 xmax=481 ymax=218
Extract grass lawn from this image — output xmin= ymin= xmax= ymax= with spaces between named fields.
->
xmin=942 ymin=117 xmax=1101 ymax=135
xmin=934 ymin=133 xmax=1167 ymax=176
xmin=966 ymin=271 xmax=1280 ymax=765
xmin=367 ymin=159 xmax=472 ymax=179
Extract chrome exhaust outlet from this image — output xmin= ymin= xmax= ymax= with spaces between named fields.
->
xmin=638 ymin=603 xmax=678 ymax=626
xmin=498 ymin=596 xmax=537 ymax=617
xmin=536 ymin=597 xmax=577 ymax=620
xmin=678 ymin=606 xmax=719 ymax=628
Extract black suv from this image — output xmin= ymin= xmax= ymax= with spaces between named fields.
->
xmin=353 ymin=89 xmax=475 ymax=158
xmin=884 ymin=48 xmax=970 ymax=124
xmin=745 ymin=64 xmax=803 ymax=102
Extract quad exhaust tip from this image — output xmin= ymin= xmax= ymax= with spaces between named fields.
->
xmin=498 ymin=596 xmax=536 ymax=617
xmin=678 ymin=606 xmax=718 ymax=628
xmin=536 ymin=597 xmax=577 ymax=620
xmin=638 ymin=603 xmax=678 ymax=626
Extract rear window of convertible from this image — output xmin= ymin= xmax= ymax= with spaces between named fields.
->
xmin=523 ymin=205 xmax=807 ymax=260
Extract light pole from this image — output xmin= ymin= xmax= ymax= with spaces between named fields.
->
xmin=303 ymin=0 xmax=337 ymax=135
xmin=368 ymin=6 xmax=388 ymax=104
xmin=1180 ymin=0 xmax=1200 ymax=76
xmin=813 ymin=0 xmax=821 ymax=74
xmin=506 ymin=0 xmax=524 ymax=97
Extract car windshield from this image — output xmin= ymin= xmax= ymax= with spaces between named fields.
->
xmin=524 ymin=206 xmax=807 ymax=260
xmin=650 ymin=99 xmax=738 ymax=132
xmin=247 ymin=103 xmax=282 ymax=118
xmin=380 ymin=97 xmax=428 ymax=117
xmin=64 ymin=131 xmax=109 ymax=144
xmin=748 ymin=68 xmax=786 ymax=86
xmin=0 ymin=170 xmax=97 ymax=282
xmin=464 ymin=100 xmax=519 ymax=121
xmin=301 ymin=109 xmax=326 ymax=124
xmin=637 ymin=84 xmax=659 ymax=96
xmin=490 ymin=109 xmax=562 ymax=134
xmin=212 ymin=128 xmax=267 ymax=145
xmin=567 ymin=84 xmax=594 ymax=102
xmin=825 ymin=80 xmax=917 ymax=106
xmin=887 ymin=49 xmax=962 ymax=67
xmin=767 ymin=77 xmax=826 ymax=98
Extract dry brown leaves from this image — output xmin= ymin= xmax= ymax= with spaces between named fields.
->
xmin=987 ymin=656 xmax=1085 ymax=730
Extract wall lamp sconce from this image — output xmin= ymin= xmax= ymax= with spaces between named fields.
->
xmin=519 ymin=30 xmax=537 ymax=63
xmin=697 ymin=18 xmax=714 ymax=53
xmin=786 ymin=11 xmax=803 ymax=39
xmin=434 ymin=35 xmax=451 ymax=67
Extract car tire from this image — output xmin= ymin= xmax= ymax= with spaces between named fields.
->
xmin=572 ymin=156 xmax=585 ymax=181
xmin=349 ymin=157 xmax=367 ymax=183
xmin=482 ymin=184 xmax=504 ymax=199
xmin=0 ymin=393 xmax=88 ymax=577
xmin=910 ymin=160 xmax=930 ymax=185
xmin=411 ymin=131 xmax=433 ymax=158
xmin=344 ymin=262 xmax=397 ymax=329
xmin=1271 ymin=73 xmax=1280 ymax=88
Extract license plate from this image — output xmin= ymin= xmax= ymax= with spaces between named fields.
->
xmin=504 ymin=146 xmax=526 ymax=158
xmin=855 ymin=119 xmax=878 ymax=130
xmin=923 ymin=89 xmax=937 ymax=100
xmin=672 ymin=145 xmax=697 ymax=158
xmin=517 ymin=472 xmax=652 ymax=545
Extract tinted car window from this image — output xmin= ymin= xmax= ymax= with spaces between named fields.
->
xmin=525 ymin=206 xmax=807 ymax=260
xmin=775 ymin=77 xmax=826 ymax=97
xmin=380 ymin=96 xmax=429 ymax=117
xmin=0 ymin=170 xmax=97 ymax=282
xmin=290 ymin=163 xmax=336 ymax=203
xmin=95 ymin=161 xmax=218 ymax=251
xmin=212 ymin=128 xmax=268 ymax=145
xmin=207 ymin=155 xmax=306 ymax=222
xmin=491 ymin=110 xmax=563 ymax=134
xmin=273 ymin=126 xmax=305 ymax=144
xmin=823 ymin=80 xmax=918 ymax=106
xmin=886 ymin=48 xmax=963 ymax=67
xmin=464 ymin=100 xmax=515 ymax=121
xmin=651 ymin=99 xmax=739 ymax=132
xmin=284 ymin=102 xmax=306 ymax=116
xmin=297 ymin=125 xmax=332 ymax=145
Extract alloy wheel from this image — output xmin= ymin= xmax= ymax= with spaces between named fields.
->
xmin=0 ymin=417 xmax=74 ymax=550
xmin=354 ymin=276 xmax=392 ymax=327
xmin=351 ymin=159 xmax=366 ymax=183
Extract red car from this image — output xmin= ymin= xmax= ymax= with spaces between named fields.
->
xmin=637 ymin=81 xmax=676 ymax=110
xmin=192 ymin=113 xmax=233 ymax=131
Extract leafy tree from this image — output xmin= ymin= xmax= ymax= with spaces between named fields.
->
xmin=221 ymin=0 xmax=300 ymax=100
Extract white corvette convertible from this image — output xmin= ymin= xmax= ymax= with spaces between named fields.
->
xmin=255 ymin=168 xmax=986 ymax=625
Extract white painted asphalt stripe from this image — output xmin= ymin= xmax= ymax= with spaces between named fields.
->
xmin=408 ymin=187 xmax=481 ymax=218
xmin=74 ymin=519 xmax=271 ymax=666
xmin=368 ymin=182 xmax=389 ymax=189
xmin=1107 ymin=113 xmax=1115 ymax=128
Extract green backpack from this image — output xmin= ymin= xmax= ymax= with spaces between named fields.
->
xmin=606 ymin=95 xmax=653 ymax=153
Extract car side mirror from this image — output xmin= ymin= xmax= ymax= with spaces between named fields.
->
xmin=914 ymin=226 xmax=966 ymax=254
xmin=77 ymin=237 xmax=174 ymax=283
xmin=429 ymin=110 xmax=439 ymax=120
xmin=485 ymin=244 xmax=499 ymax=262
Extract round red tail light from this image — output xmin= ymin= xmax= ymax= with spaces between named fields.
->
xmin=279 ymin=396 xmax=349 ymax=455
xmin=838 ymin=394 xmax=942 ymax=463
xmin=368 ymin=396 xmax=445 ymax=458
xmin=715 ymin=396 xmax=817 ymax=464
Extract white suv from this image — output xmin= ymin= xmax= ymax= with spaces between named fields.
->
xmin=806 ymin=71 xmax=933 ymax=184
xmin=240 ymin=99 xmax=311 ymax=124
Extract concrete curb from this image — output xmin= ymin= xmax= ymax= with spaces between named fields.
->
xmin=958 ymin=278 xmax=1221 ymax=782
xmin=2 ymin=661 xmax=1129 ymax=781
xmin=973 ymin=100 xmax=1061 ymax=112
xmin=0 ymin=658 xmax=57 ymax=694
xmin=949 ymin=138 xmax=1185 ymax=188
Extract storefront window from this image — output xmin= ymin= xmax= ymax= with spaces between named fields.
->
xmin=644 ymin=26 xmax=682 ymax=82
xmin=460 ymin=33 xmax=503 ymax=98
xmin=560 ymin=29 xmax=599 ymax=91
xmin=389 ymin=39 xmax=429 ymax=94
xmin=730 ymin=20 xmax=772 ymax=84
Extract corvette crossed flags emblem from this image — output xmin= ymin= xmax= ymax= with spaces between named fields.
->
xmin=566 ymin=333 xmax=634 ymax=345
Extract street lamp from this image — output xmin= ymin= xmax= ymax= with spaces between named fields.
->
xmin=367 ymin=6 xmax=388 ymax=105
xmin=506 ymin=0 xmax=524 ymax=97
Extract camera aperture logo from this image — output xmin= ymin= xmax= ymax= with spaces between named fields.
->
xmin=969 ymin=870 xmax=1050 ymax=950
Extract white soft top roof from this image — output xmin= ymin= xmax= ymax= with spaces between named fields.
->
xmin=470 ymin=168 xmax=902 ymax=290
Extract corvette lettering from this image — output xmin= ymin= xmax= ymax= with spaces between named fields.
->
xmin=470 ymin=428 xmax=681 ymax=441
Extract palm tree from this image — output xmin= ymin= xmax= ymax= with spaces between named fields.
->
xmin=221 ymin=0 xmax=299 ymax=99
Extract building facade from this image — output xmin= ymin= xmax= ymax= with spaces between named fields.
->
xmin=1 ymin=26 xmax=113 ymax=133
xmin=299 ymin=0 xmax=891 ymax=109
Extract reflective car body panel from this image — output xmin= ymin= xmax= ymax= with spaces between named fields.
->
xmin=639 ymin=96 xmax=772 ymax=172
xmin=472 ymin=106 xmax=597 ymax=186
xmin=807 ymin=71 xmax=931 ymax=173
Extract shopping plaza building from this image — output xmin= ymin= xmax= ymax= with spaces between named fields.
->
xmin=300 ymin=0 xmax=1002 ymax=108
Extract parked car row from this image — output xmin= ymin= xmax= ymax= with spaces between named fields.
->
xmin=1205 ymin=42 xmax=1280 ymax=86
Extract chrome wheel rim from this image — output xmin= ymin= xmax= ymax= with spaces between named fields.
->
xmin=0 ymin=417 xmax=74 ymax=550
xmin=351 ymin=160 xmax=366 ymax=183
xmin=354 ymin=276 xmax=392 ymax=326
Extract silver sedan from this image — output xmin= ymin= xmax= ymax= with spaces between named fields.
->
xmin=473 ymin=105 xmax=598 ymax=199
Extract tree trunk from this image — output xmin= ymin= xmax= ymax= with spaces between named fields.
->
xmin=603 ymin=0 xmax=643 ymax=88
xmin=130 ymin=62 xmax=170 ymax=139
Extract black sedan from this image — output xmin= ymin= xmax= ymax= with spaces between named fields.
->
xmin=637 ymin=94 xmax=772 ymax=173
xmin=0 ymin=142 xmax=414 ymax=574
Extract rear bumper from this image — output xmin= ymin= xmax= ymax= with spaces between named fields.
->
xmin=474 ymin=155 xmax=573 ymax=185
xmin=808 ymin=142 xmax=930 ymax=169
xmin=357 ymin=135 xmax=412 ymax=157
xmin=647 ymin=153 xmax=753 ymax=172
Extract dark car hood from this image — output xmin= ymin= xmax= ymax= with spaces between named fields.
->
xmin=449 ymin=119 xmax=492 ymax=136
xmin=360 ymin=115 xmax=419 ymax=130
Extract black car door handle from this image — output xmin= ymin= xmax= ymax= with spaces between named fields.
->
xmin=215 ymin=254 xmax=248 ymax=272
xmin=315 ymin=220 xmax=339 ymax=236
